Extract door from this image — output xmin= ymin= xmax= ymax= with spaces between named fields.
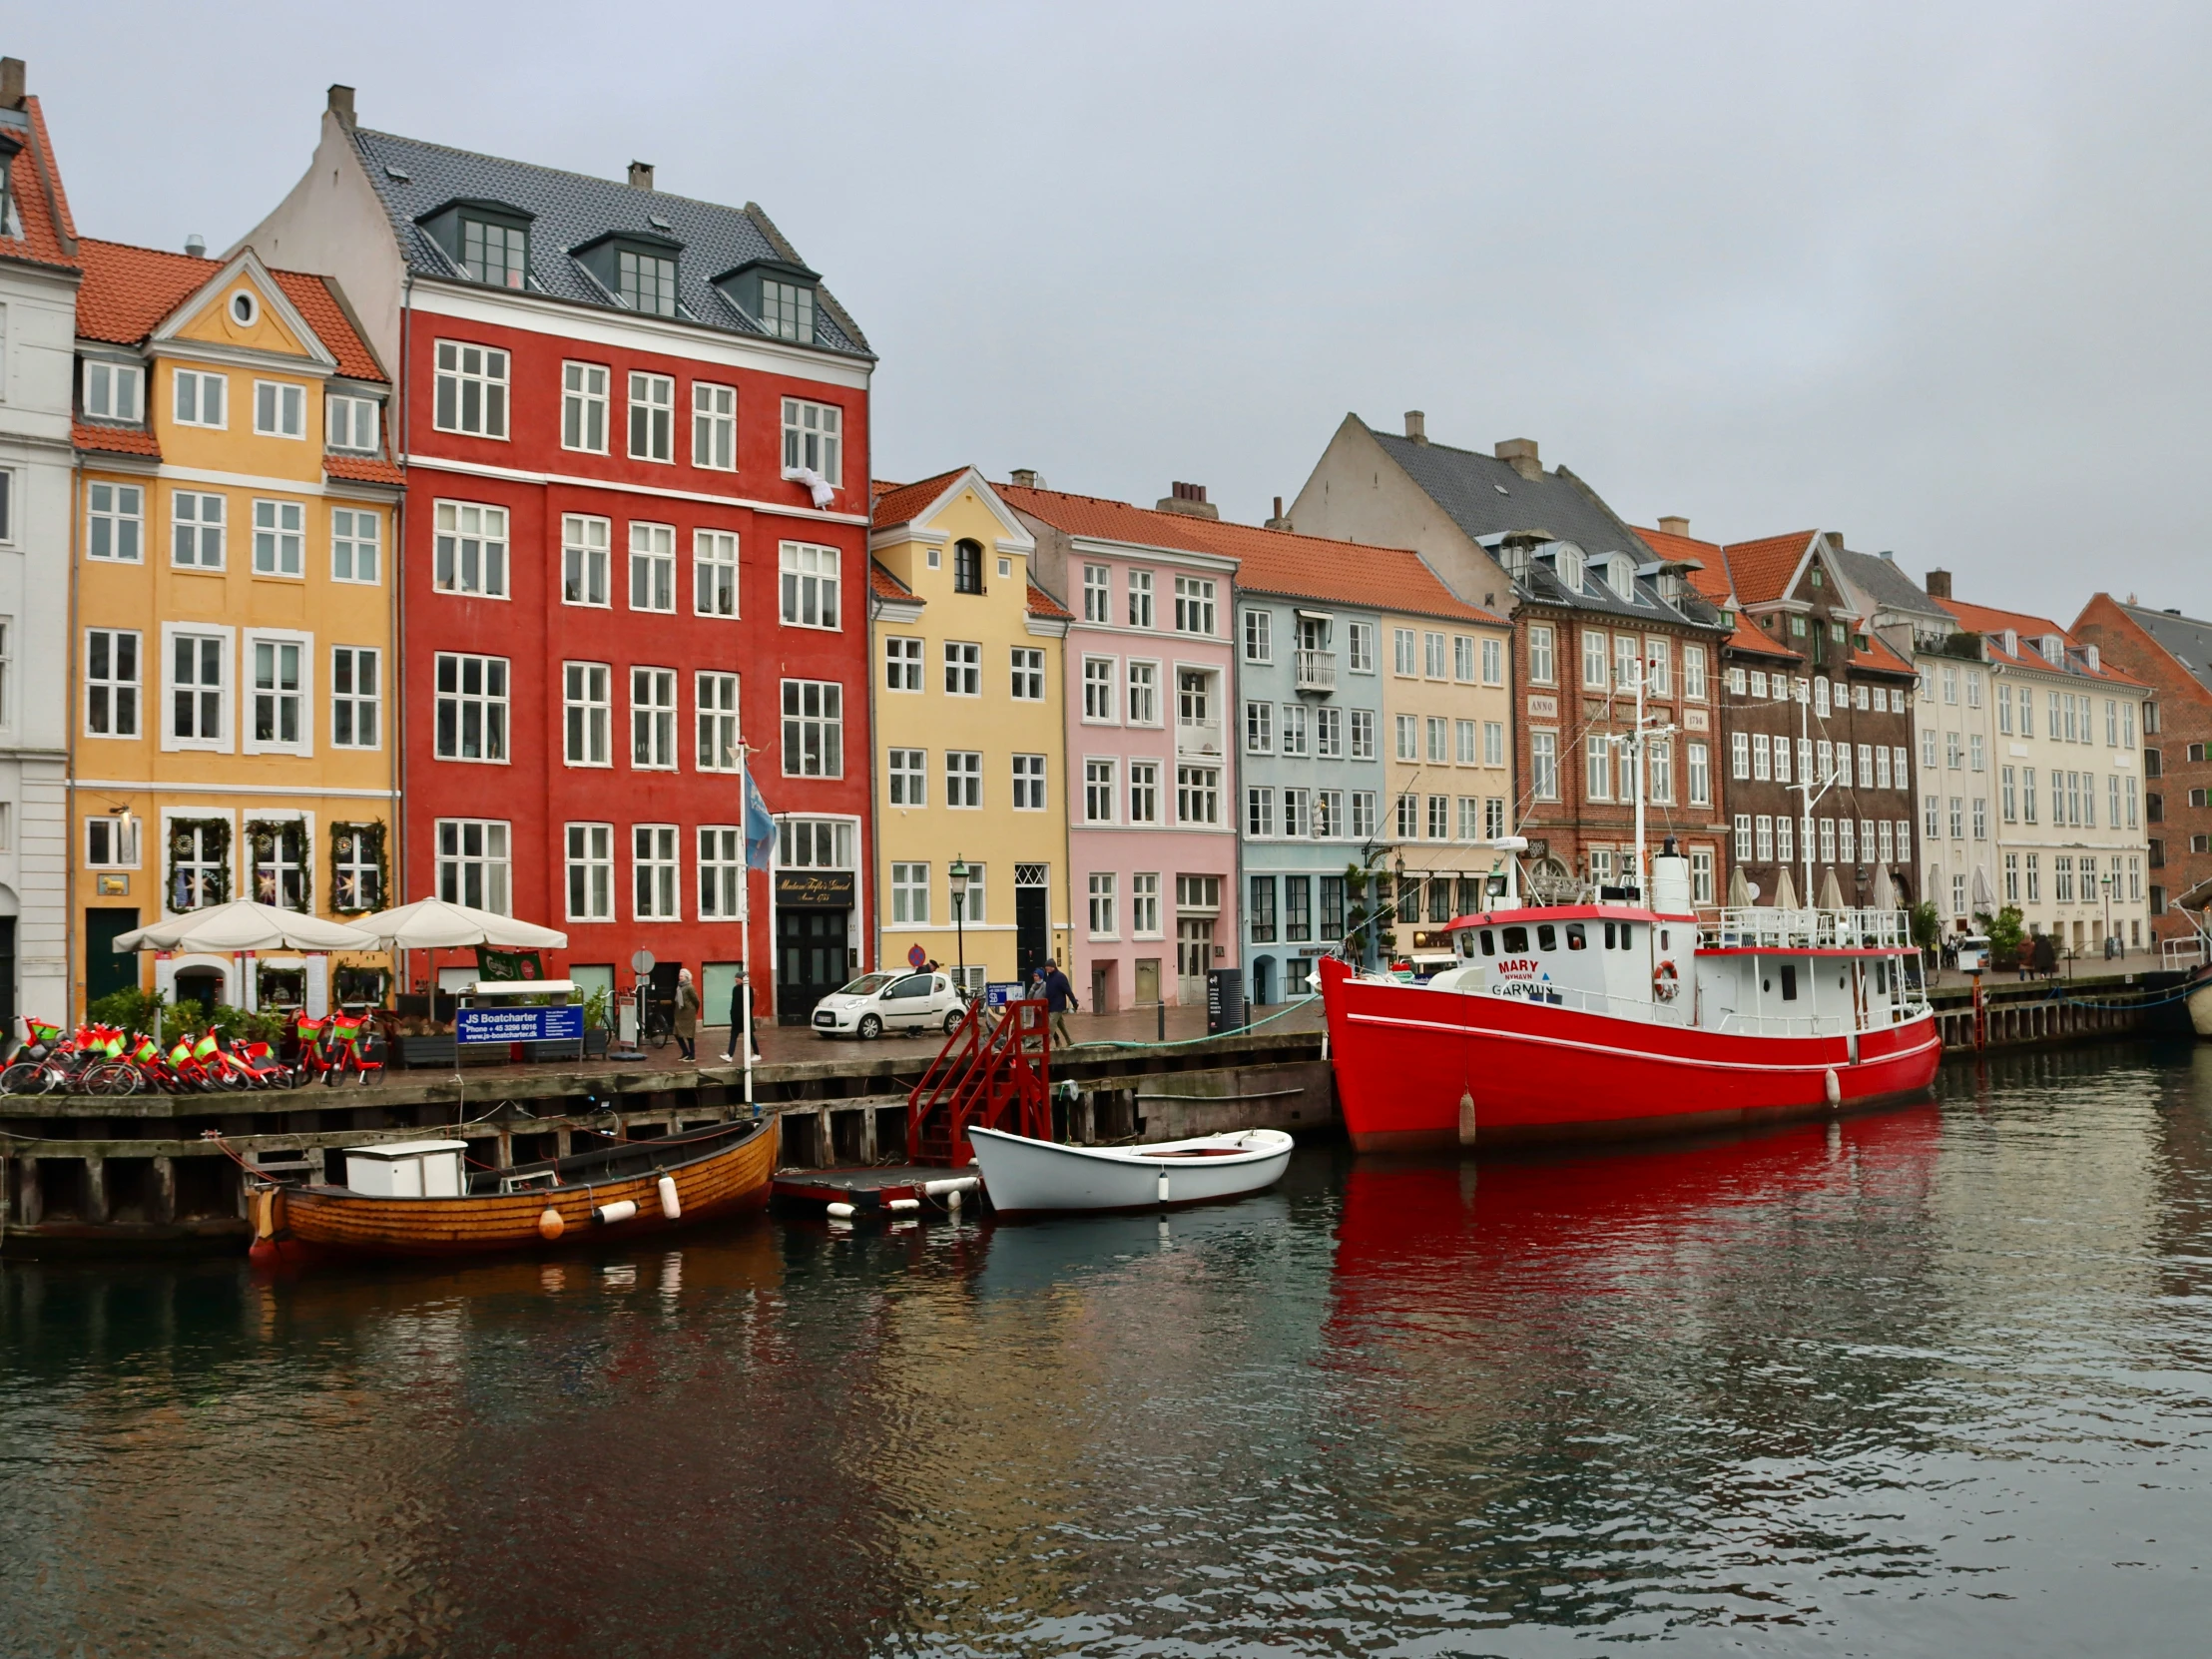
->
xmin=1134 ymin=958 xmax=1160 ymax=1005
xmin=1091 ymin=962 xmax=1114 ymax=1015
xmin=1177 ymin=919 xmax=1213 ymax=1005
xmin=777 ymin=908 xmax=849 ymax=1024
xmin=1015 ymin=885 xmax=1049 ymax=985
xmin=84 ymin=908 xmax=138 ymax=1007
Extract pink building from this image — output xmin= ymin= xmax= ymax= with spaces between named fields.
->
xmin=1005 ymin=482 xmax=1240 ymax=1011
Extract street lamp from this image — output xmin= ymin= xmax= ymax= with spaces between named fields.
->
xmin=948 ymin=855 xmax=969 ymax=987
xmin=2102 ymin=868 xmax=2116 ymax=959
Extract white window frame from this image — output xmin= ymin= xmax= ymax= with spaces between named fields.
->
xmin=890 ymin=860 xmax=930 ymax=925
xmin=628 ymin=520 xmax=677 ymax=613
xmin=173 ymin=368 xmax=227 ymax=429
xmin=692 ymin=380 xmax=736 ymax=470
xmin=330 ymin=644 xmax=380 ymax=751
xmin=85 ymin=814 xmax=142 ymax=869
xmin=946 ymin=750 xmax=983 ymax=809
xmin=330 ymin=507 xmax=380 ymax=585
xmin=252 ymin=379 xmax=306 ymax=440
xmin=1012 ymin=753 xmax=1048 ymax=812
xmin=433 ymin=499 xmax=509 ymax=598
xmin=562 ymin=361 xmax=609 ymax=454
xmin=172 ymin=490 xmax=226 ymax=570
xmin=1082 ymin=655 xmax=1117 ymax=723
xmin=83 ymin=359 xmax=145 ymax=423
xmin=1084 ymin=758 xmax=1117 ymax=825
xmin=884 ymin=635 xmax=922 ymax=693
xmin=564 ymin=661 xmax=612 ymax=768
xmin=943 ymin=640 xmax=982 ymax=698
xmin=1088 ymin=871 xmax=1119 ymax=939
xmin=1010 ymin=646 xmax=1046 ymax=701
xmin=633 ymin=824 xmax=681 ymax=920
xmin=87 ymin=481 xmax=145 ymax=564
xmin=628 ymin=370 xmax=675 ymax=463
xmin=888 ymin=747 xmax=928 ymax=807
xmin=1172 ymin=576 xmax=1216 ymax=637
xmin=565 ymin=823 xmax=615 ymax=921
xmin=162 ymin=622 xmax=234 ymax=753
xmin=694 ymin=529 xmax=740 ymax=618
xmin=562 ymin=514 xmax=611 ymax=608
xmin=1082 ymin=564 xmax=1111 ymax=623
xmin=85 ymin=627 xmax=142 ymax=739
xmin=431 ymin=341 xmax=508 ymax=439
xmin=631 ymin=666 xmax=679 ymax=771
xmin=1126 ymin=660 xmax=1160 ymax=726
xmin=251 ymin=497 xmax=305 ymax=578
xmin=781 ymin=397 xmax=841 ymax=484
xmin=696 ymin=671 xmax=741 ymax=772
xmin=1128 ymin=761 xmax=1161 ymax=826
xmin=434 ymin=651 xmax=510 ymax=764
xmin=779 ymin=541 xmax=841 ymax=629
xmin=781 ymin=678 xmax=843 ymax=778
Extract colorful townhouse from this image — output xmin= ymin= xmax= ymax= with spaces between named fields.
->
xmin=245 ymin=86 xmax=874 ymax=1024
xmin=1005 ymin=479 xmax=1239 ymax=1013
xmin=0 ymin=60 xmax=77 ymax=1030
xmin=69 ymin=237 xmax=400 ymax=1014
xmin=868 ymin=468 xmax=1071 ymax=992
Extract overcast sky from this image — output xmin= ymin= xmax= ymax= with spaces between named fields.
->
xmin=19 ymin=1 xmax=2211 ymax=623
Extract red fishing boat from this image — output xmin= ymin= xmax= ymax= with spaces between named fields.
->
xmin=1320 ymin=839 xmax=1940 ymax=1152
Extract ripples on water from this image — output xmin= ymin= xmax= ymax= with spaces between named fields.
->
xmin=6 ymin=1042 xmax=2212 ymax=1656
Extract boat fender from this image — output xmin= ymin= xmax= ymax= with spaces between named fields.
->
xmin=594 ymin=1199 xmax=640 ymax=1225
xmin=252 ymin=1186 xmax=285 ymax=1241
xmin=826 ymin=1202 xmax=857 ymax=1219
xmin=1157 ymin=1172 xmax=1171 ymax=1205
xmin=538 ymin=1206 xmax=565 ymax=1242
xmin=1824 ymin=1068 xmax=1842 ymax=1107
xmin=945 ymin=1188 xmax=962 ymax=1212
xmin=1457 ymin=1091 xmax=1478 ymax=1148
xmin=657 ymin=1175 xmax=681 ymax=1221
xmin=922 ymin=1176 xmax=979 ymax=1197
xmin=1652 ymin=960 xmax=1681 ymax=1002
xmin=888 ymin=1197 xmax=920 ymax=1213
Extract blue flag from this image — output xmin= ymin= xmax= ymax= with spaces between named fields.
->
xmin=745 ymin=772 xmax=777 ymax=870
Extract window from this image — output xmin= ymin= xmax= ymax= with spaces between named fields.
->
xmin=1733 ymin=731 xmax=1752 ymax=781
xmin=634 ymin=825 xmax=680 ymax=919
xmin=1531 ymin=731 xmax=1558 ymax=800
xmin=1683 ymin=645 xmax=1707 ymax=701
xmin=1012 ymin=754 xmax=1047 ymax=811
xmin=629 ymin=667 xmax=677 ymax=770
xmin=1425 ymin=632 xmax=1448 ymax=679
xmin=1528 ymin=624 xmax=1554 ymax=685
xmin=1089 ymin=872 xmax=1119 ymax=937
xmin=1245 ymin=700 xmax=1274 ymax=754
xmin=1969 ymin=733 xmax=1985 ymax=773
xmin=83 ymin=359 xmax=143 ymax=422
xmin=252 ymin=499 xmax=304 ymax=576
xmin=253 ymin=380 xmax=305 ymax=439
xmin=1284 ymin=788 xmax=1311 ymax=837
xmin=1394 ymin=628 xmax=1417 ymax=676
xmin=1395 ymin=714 xmax=1417 ymax=762
xmin=1452 ymin=635 xmax=1475 ymax=682
xmin=1085 ymin=759 xmax=1117 ymax=824
xmin=1482 ymin=636 xmax=1504 ymax=686
xmin=1774 ymin=737 xmax=1791 ymax=784
xmin=2026 ymin=853 xmax=2041 ymax=903
xmin=1816 ymin=677 xmax=1832 ymax=718
xmin=1971 ymin=797 xmax=1987 ymax=840
xmin=1010 ymin=647 xmax=1045 ymax=701
xmin=437 ymin=820 xmax=510 ymax=913
xmin=1076 ymin=656 xmax=1116 ymax=722
xmin=1246 ymin=786 xmax=1276 ymax=837
xmin=1755 ymin=815 xmax=1774 ymax=860
xmin=681 ymin=670 xmax=737 ymax=774
xmin=1083 ymin=564 xmax=1110 ymax=622
xmin=890 ymin=862 xmax=930 ymax=924
xmin=946 ymin=751 xmax=982 ymax=808
xmin=564 ymin=662 xmax=611 ymax=766
xmin=173 ymin=368 xmax=226 ymax=428
xmin=1457 ymin=796 xmax=1481 ymax=839
xmin=780 ymin=542 xmax=839 ymax=628
xmin=1318 ymin=789 xmax=1345 ymax=837
xmin=1284 ymin=705 xmax=1311 ymax=758
xmin=888 ymin=748 xmax=927 ymax=806
xmin=1645 ymin=637 xmax=1672 ymax=697
xmin=626 ymin=371 xmax=675 ymax=462
xmin=461 ymin=219 xmax=527 ymax=287
xmin=435 ymin=653 xmax=508 ymax=762
xmin=1582 ymin=629 xmax=1609 ymax=690
xmin=689 ymin=381 xmax=736 ymax=470
xmin=82 ymin=813 xmax=137 ymax=870
xmin=173 ymin=491 xmax=225 ymax=568
xmin=86 ymin=629 xmax=140 ymax=737
xmin=433 ymin=501 xmax=508 ymax=597
xmin=760 ymin=277 xmax=814 ymax=341
xmin=1587 ymin=735 xmax=1613 ymax=801
xmin=1893 ymin=746 xmax=1909 ymax=789
xmin=1351 ymin=792 xmax=1379 ymax=837
xmin=1129 ymin=761 xmax=1160 ymax=825
xmin=674 ymin=531 xmax=738 ymax=624
xmin=943 ymin=640 xmax=981 ymax=698
xmin=951 ymin=864 xmax=986 ymax=923
xmin=619 ymin=249 xmax=677 ymax=316
xmin=1177 ymin=669 xmax=1213 ymax=729
xmin=1177 ymin=766 xmax=1220 ymax=826
xmin=1249 ymin=875 xmax=1277 ymax=943
xmin=432 ymin=341 xmax=507 ymax=437
xmin=249 ymin=822 xmax=307 ymax=911
xmin=331 ymin=646 xmax=379 ymax=749
xmin=2001 ymin=766 xmax=2016 ymax=822
xmin=1689 ymin=742 xmax=1711 ymax=807
xmin=169 ymin=632 xmax=227 ymax=745
xmin=626 ymin=521 xmax=677 ymax=612
xmin=562 ymin=362 xmax=608 ymax=452
xmin=1615 ymin=634 xmax=1640 ymax=692
xmin=951 ymin=538 xmax=985 ymax=595
xmin=1317 ymin=707 xmax=1344 ymax=759
xmin=1948 ymin=796 xmax=1963 ymax=839
xmin=1735 ymin=815 xmax=1753 ymax=860
xmin=1244 ymin=608 xmax=1272 ymax=663
xmin=330 ymin=507 xmax=379 ymax=585
xmin=1858 ymin=743 xmax=1874 ymax=789
xmin=1777 ymin=816 xmax=1795 ymax=862
xmin=1174 ymin=577 xmax=1216 ymax=636
xmin=1348 ymin=621 xmax=1377 ymax=674
xmin=1426 ymin=716 xmax=1448 ymax=764
xmin=1129 ymin=571 xmax=1156 ymax=629
xmin=1127 ymin=661 xmax=1159 ymax=725
xmin=88 ymin=482 xmax=142 ymax=562
xmin=2023 ymin=768 xmax=2038 ymax=824
xmin=781 ymin=397 xmax=840 ymax=483
xmin=1286 ymin=875 xmax=1314 ymax=942
xmin=566 ymin=824 xmax=614 ymax=921
xmin=2054 ymin=854 xmax=2074 ymax=905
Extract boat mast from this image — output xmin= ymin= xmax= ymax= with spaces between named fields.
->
xmin=1631 ymin=659 xmax=1646 ymax=898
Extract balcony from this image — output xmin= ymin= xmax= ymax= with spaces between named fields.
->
xmin=1176 ymin=719 xmax=1224 ymax=759
xmin=1295 ymin=649 xmax=1338 ymax=694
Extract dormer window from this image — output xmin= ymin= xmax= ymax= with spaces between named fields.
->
xmin=2002 ymin=629 xmax=2018 ymax=657
xmin=572 ymin=231 xmax=684 ymax=317
xmin=83 ymin=360 xmax=144 ymax=422
xmin=761 ymin=278 xmax=814 ymax=343
xmin=715 ymin=257 xmax=821 ymax=345
xmin=464 ymin=220 xmax=528 ymax=288
xmin=327 ymin=393 xmax=380 ymax=453
xmin=1604 ymin=554 xmax=1636 ymax=599
xmin=619 ymin=248 xmax=677 ymax=316
xmin=2041 ymin=634 xmax=2065 ymax=666
xmin=1553 ymin=546 xmax=1584 ymax=591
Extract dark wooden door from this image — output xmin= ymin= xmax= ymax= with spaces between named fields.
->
xmin=777 ymin=908 xmax=848 ymax=1023
xmin=1015 ymin=886 xmax=1049 ymax=984
xmin=84 ymin=908 xmax=138 ymax=1006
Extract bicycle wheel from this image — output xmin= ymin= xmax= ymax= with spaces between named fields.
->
xmin=645 ymin=1014 xmax=672 ymax=1050
xmin=84 ymin=1062 xmax=133 ymax=1097
xmin=0 ymin=1060 xmax=51 ymax=1095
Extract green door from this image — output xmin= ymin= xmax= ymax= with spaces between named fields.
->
xmin=85 ymin=907 xmax=141 ymax=1005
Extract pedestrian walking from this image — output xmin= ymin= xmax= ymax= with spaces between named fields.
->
xmin=673 ymin=967 xmax=701 ymax=1061
xmin=1040 ymin=957 xmax=1078 ymax=1047
xmin=721 ymin=965 xmax=761 ymax=1062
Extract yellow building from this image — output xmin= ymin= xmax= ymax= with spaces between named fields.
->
xmin=868 ymin=468 xmax=1070 ymax=990
xmin=71 ymin=241 xmax=400 ymax=1016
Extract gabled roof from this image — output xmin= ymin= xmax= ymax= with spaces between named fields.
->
xmin=349 ymin=127 xmax=868 ymax=357
xmin=2100 ymin=601 xmax=2212 ymax=695
xmin=74 ymin=240 xmax=386 ymax=381
xmin=870 ymin=470 xmax=965 ymax=529
xmin=1644 ymin=527 xmax=1801 ymax=665
xmin=1936 ymin=596 xmax=2149 ymax=690
xmin=1368 ymin=423 xmax=1653 ymax=558
xmin=0 ymin=96 xmax=79 ymax=273
xmin=1830 ymin=548 xmax=1950 ymax=624
xmin=1003 ymin=482 xmax=1499 ymax=624
xmin=1026 ymin=580 xmax=1073 ymax=622
xmin=1718 ymin=531 xmax=1820 ymax=605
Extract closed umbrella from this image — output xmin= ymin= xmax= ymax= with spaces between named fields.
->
xmin=350 ymin=896 xmax=568 ymax=952
xmin=112 ymin=899 xmax=374 ymax=953
xmin=1874 ymin=865 xmax=1896 ymax=911
xmin=1817 ymin=867 xmax=1846 ymax=911
xmin=1727 ymin=863 xmax=1752 ymax=908
xmin=1772 ymin=865 xmax=1800 ymax=910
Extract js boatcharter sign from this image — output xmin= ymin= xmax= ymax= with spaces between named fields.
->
xmin=456 ymin=1006 xmax=585 ymax=1044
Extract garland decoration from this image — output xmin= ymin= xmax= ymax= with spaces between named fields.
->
xmin=244 ymin=819 xmax=311 ymax=913
xmin=329 ymin=821 xmax=390 ymax=915
xmin=166 ymin=818 xmax=233 ymax=911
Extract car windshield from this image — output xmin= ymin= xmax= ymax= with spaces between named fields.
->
xmin=836 ymin=973 xmax=899 ymax=997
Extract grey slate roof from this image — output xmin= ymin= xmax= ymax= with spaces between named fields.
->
xmin=1832 ymin=548 xmax=1949 ymax=625
xmin=348 ymin=128 xmax=870 ymax=358
xmin=1371 ymin=424 xmax=1720 ymax=629
xmin=2119 ymin=601 xmax=2212 ymax=692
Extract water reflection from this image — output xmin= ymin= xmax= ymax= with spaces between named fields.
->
xmin=4 ymin=1043 xmax=2212 ymax=1655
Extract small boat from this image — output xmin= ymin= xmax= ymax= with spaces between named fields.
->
xmin=968 ymin=1125 xmax=1295 ymax=1216
xmin=250 ymin=1116 xmax=777 ymax=1263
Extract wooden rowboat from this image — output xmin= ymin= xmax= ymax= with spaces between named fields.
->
xmin=968 ymin=1126 xmax=1294 ymax=1215
xmin=251 ymin=1116 xmax=777 ymax=1263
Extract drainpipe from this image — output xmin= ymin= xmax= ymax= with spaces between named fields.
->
xmin=395 ymin=271 xmax=412 ymax=996
xmin=65 ymin=450 xmax=81 ymax=1020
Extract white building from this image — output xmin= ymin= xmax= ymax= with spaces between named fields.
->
xmin=0 ymin=64 xmax=78 ymax=1026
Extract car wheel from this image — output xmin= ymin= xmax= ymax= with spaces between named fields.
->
xmin=857 ymin=1013 xmax=882 ymax=1040
xmin=942 ymin=1008 xmax=964 ymax=1035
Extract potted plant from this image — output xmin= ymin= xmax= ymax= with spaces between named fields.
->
xmin=581 ymin=986 xmax=612 ymax=1057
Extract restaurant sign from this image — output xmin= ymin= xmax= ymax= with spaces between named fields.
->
xmin=776 ymin=869 xmax=855 ymax=907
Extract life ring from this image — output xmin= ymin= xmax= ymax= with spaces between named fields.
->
xmin=1652 ymin=960 xmax=1680 ymax=1003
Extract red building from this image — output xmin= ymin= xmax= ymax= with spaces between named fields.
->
xmin=248 ymin=87 xmax=874 ymax=1022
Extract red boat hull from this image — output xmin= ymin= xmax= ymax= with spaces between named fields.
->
xmin=1319 ymin=955 xmax=1941 ymax=1152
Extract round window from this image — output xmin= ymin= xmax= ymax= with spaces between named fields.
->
xmin=231 ymin=289 xmax=259 ymax=325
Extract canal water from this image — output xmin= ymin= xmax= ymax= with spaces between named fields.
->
xmin=6 ymin=1042 xmax=2212 ymax=1657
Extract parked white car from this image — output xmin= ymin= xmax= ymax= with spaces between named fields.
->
xmin=812 ymin=970 xmax=967 ymax=1039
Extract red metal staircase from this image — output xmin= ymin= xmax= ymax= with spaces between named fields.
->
xmin=907 ymin=997 xmax=1052 ymax=1166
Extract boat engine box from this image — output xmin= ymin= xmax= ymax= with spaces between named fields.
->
xmin=343 ymin=1139 xmax=467 ymax=1198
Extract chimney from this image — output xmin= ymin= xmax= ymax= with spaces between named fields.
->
xmin=1404 ymin=410 xmax=1427 ymax=445
xmin=1925 ymin=568 xmax=1952 ymax=600
xmin=1265 ymin=494 xmax=1293 ymax=531
xmin=1009 ymin=468 xmax=1039 ymax=489
xmin=1494 ymin=437 xmax=1542 ymax=481
xmin=326 ymin=83 xmax=355 ymax=130
xmin=628 ymin=160 xmax=656 ymax=191
xmin=1657 ymin=515 xmax=1690 ymax=539
xmin=0 ymin=58 xmax=24 ymax=109
xmin=1155 ymin=481 xmax=1220 ymax=520
xmin=185 ymin=234 xmax=207 ymax=259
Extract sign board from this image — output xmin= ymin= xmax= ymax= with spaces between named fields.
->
xmin=1526 ymin=694 xmax=1558 ymax=718
xmin=630 ymin=949 xmax=656 ymax=974
xmin=907 ymin=943 xmax=928 ymax=968
xmin=984 ymin=981 xmax=1026 ymax=1009
xmin=776 ymin=869 xmax=855 ymax=907
xmin=96 ymin=874 xmax=129 ymax=896
xmin=457 ymin=1004 xmax=585 ymax=1044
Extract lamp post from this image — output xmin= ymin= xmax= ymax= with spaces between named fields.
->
xmin=948 ymin=856 xmax=969 ymax=988
xmin=2103 ymin=868 xmax=2116 ymax=959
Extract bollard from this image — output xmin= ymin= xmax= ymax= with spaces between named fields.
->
xmin=1157 ymin=999 xmax=1166 ymax=1043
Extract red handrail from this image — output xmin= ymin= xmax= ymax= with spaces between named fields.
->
xmin=906 ymin=996 xmax=1052 ymax=1165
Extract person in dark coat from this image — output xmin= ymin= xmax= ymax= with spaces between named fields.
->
xmin=721 ymin=965 xmax=761 ymax=1062
xmin=673 ymin=968 xmax=701 ymax=1061
xmin=1040 ymin=958 xmax=1078 ymax=1046
xmin=2031 ymin=930 xmax=2058 ymax=978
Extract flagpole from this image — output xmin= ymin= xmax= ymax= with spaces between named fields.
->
xmin=737 ymin=739 xmax=758 ymax=1117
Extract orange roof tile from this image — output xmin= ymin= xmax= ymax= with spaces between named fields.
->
xmin=1720 ymin=531 xmax=1817 ymax=605
xmin=869 ymin=560 xmax=915 ymax=601
xmin=1026 ymin=579 xmax=1072 ymax=621
xmin=74 ymin=240 xmax=385 ymax=381
xmin=1003 ymin=483 xmax=1500 ymax=625
xmin=0 ymin=96 xmax=79 ymax=272
xmin=74 ymin=419 xmax=160 ymax=459
xmin=1935 ymin=596 xmax=2150 ymax=689
xmin=870 ymin=468 xmax=969 ymax=530
xmin=1635 ymin=524 xmax=1722 ymax=568
xmin=324 ymin=453 xmax=403 ymax=486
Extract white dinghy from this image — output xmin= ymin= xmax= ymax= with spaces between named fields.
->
xmin=968 ymin=1126 xmax=1295 ymax=1216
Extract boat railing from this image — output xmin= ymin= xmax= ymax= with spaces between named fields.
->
xmin=2161 ymin=935 xmax=2207 ymax=971
xmin=1703 ymin=906 xmax=1913 ymax=951
xmin=1398 ymin=968 xmax=1932 ymax=1039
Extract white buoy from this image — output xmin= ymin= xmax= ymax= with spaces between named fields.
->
xmin=945 ymin=1188 xmax=962 ymax=1213
xmin=1157 ymin=1171 xmax=1171 ymax=1205
xmin=826 ymin=1201 xmax=856 ymax=1219
xmin=594 ymin=1198 xmax=639 ymax=1225
xmin=922 ymin=1176 xmax=979 ymax=1197
xmin=887 ymin=1197 xmax=919 ymax=1213
xmin=657 ymin=1175 xmax=681 ymax=1220
xmin=1824 ymin=1068 xmax=1842 ymax=1107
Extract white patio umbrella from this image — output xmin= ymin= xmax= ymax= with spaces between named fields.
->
xmin=1726 ymin=863 xmax=1753 ymax=908
xmin=1817 ymin=867 xmax=1846 ymax=911
xmin=1874 ymin=865 xmax=1897 ymax=911
xmin=1772 ymin=864 xmax=1801 ymax=910
xmin=350 ymin=896 xmax=567 ymax=952
xmin=112 ymin=899 xmax=375 ymax=953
